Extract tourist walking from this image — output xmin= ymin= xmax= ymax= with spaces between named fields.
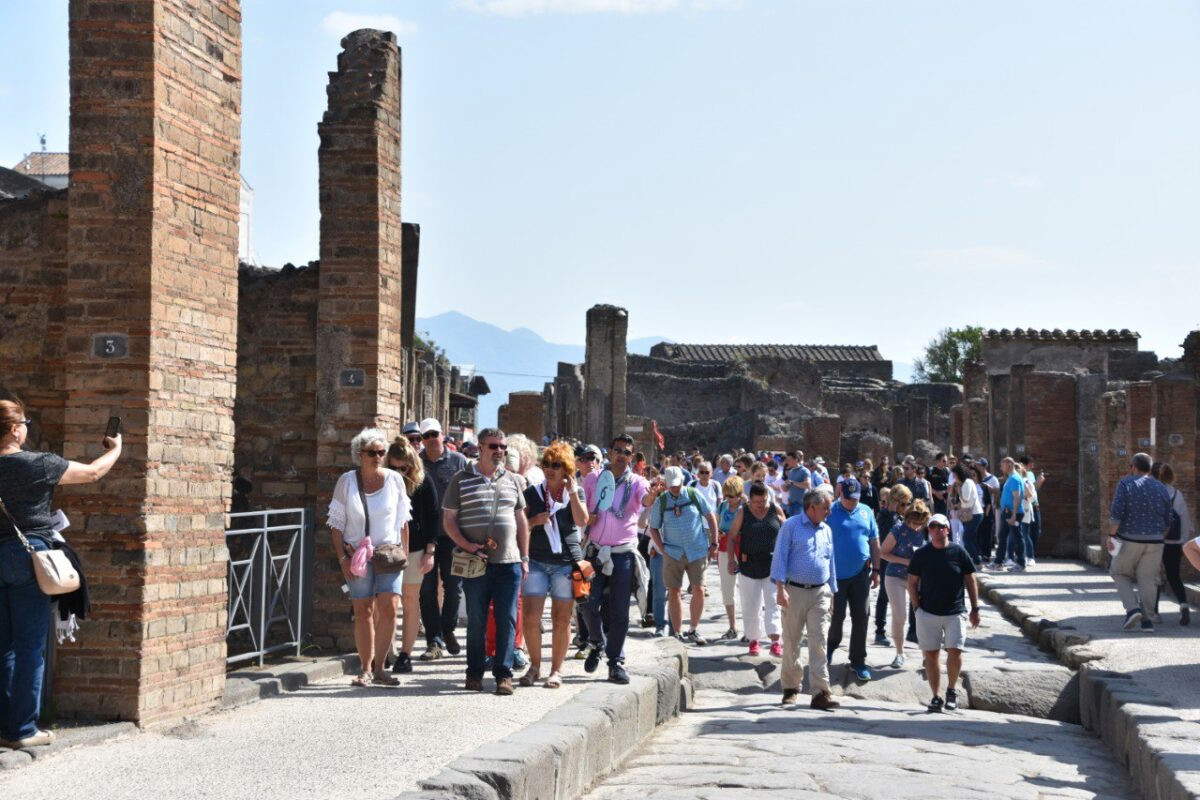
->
xmin=773 ymin=489 xmax=839 ymax=710
xmin=825 ymin=478 xmax=880 ymax=682
xmin=648 ymin=466 xmax=718 ymax=647
xmin=783 ymin=450 xmax=811 ymax=517
xmin=521 ymin=441 xmax=588 ymax=688
xmin=441 ymin=428 xmax=529 ymax=695
xmin=952 ymin=463 xmax=985 ymax=566
xmin=907 ymin=513 xmax=980 ymax=713
xmin=580 ymin=435 xmax=652 ymax=684
xmin=329 ymin=428 xmax=412 ymax=688
xmin=878 ymin=493 xmax=924 ymax=669
xmin=0 ymin=400 xmax=122 ymax=748
xmin=727 ymin=482 xmax=785 ymax=656
xmin=1151 ymin=462 xmax=1194 ymax=626
xmin=1106 ymin=452 xmax=1173 ymax=632
xmin=386 ymin=437 xmax=438 ymax=675
xmin=929 ymin=453 xmax=950 ymax=516
xmin=993 ymin=458 xmax=1027 ymax=571
xmin=417 ymin=417 xmax=469 ymax=660
xmin=715 ymin=476 xmax=745 ymax=640
xmin=899 ymin=460 xmax=930 ymax=503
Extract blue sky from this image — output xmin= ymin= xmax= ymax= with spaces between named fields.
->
xmin=2 ymin=1 xmax=1198 ymax=367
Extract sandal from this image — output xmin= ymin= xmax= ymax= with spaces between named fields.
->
xmin=350 ymin=672 xmax=371 ymax=688
xmin=519 ymin=671 xmax=541 ymax=688
xmin=544 ymin=672 xmax=562 ymax=689
xmin=372 ymin=671 xmax=400 ymax=686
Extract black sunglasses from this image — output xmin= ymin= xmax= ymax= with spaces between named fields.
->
xmin=580 ymin=453 xmax=597 ymax=461
xmin=421 ymin=431 xmax=440 ymax=440
xmin=405 ymin=434 xmax=422 ymax=442
xmin=542 ymin=461 xmax=566 ymax=471
xmin=612 ymin=448 xmax=633 ymax=456
xmin=487 ymin=443 xmax=508 ymax=451
xmin=363 ymin=449 xmax=387 ymax=458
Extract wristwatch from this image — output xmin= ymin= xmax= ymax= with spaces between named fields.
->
xmin=521 ymin=556 xmax=530 ymax=564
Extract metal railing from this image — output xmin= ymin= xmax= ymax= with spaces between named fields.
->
xmin=225 ymin=508 xmax=310 ymax=666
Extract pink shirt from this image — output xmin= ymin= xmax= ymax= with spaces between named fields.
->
xmin=583 ymin=468 xmax=650 ymax=546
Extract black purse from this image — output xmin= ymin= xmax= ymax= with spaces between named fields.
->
xmin=356 ymin=469 xmax=407 ymax=574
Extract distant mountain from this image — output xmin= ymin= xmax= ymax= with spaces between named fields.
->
xmin=415 ymin=311 xmax=666 ymax=429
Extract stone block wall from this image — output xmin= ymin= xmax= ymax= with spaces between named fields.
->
xmin=803 ymin=416 xmax=842 ymax=463
xmin=498 ymin=391 xmax=546 ymax=442
xmin=1019 ymin=372 xmax=1079 ymax=556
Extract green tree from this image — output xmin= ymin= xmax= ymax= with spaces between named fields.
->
xmin=912 ymin=326 xmax=983 ymax=383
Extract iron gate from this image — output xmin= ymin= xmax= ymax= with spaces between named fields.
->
xmin=225 ymin=508 xmax=310 ymax=666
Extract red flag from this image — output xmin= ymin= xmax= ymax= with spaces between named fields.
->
xmin=651 ymin=419 xmax=665 ymax=450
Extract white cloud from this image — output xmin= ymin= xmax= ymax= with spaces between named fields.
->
xmin=321 ymin=11 xmax=418 ymax=38
xmin=457 ymin=0 xmax=737 ymax=16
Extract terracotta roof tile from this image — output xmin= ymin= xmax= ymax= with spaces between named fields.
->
xmin=658 ymin=343 xmax=885 ymax=363
xmin=12 ymin=152 xmax=69 ymax=177
xmin=983 ymin=328 xmax=1139 ymax=343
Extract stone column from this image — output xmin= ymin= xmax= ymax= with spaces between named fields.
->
xmin=891 ymin=405 xmax=911 ymax=457
xmin=963 ymin=359 xmax=988 ymax=400
xmin=908 ymin=396 xmax=930 ymax=445
xmin=1007 ymin=364 xmax=1033 ymax=459
xmin=314 ymin=29 xmax=404 ymax=649
xmin=584 ymin=305 xmax=628 ymax=445
xmin=1075 ymin=374 xmax=1106 ymax=559
xmin=1153 ymin=375 xmax=1197 ymax=525
xmin=966 ymin=397 xmax=988 ymax=456
xmin=1126 ymin=381 xmax=1154 ymax=456
xmin=60 ymin=0 xmax=241 ymax=724
xmin=401 ymin=222 xmax=419 ymax=351
xmin=1097 ymin=390 xmax=1130 ymax=554
xmin=989 ymin=374 xmax=1011 ymax=462
xmin=1021 ymin=372 xmax=1078 ymax=556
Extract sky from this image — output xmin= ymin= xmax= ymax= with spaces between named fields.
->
xmin=2 ymin=1 xmax=1198 ymax=367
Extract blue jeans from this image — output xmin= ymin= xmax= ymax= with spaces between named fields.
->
xmin=997 ymin=520 xmax=1026 ymax=567
xmin=581 ymin=550 xmax=634 ymax=667
xmin=1028 ymin=507 xmax=1041 ymax=553
xmin=962 ymin=514 xmax=984 ymax=563
xmin=649 ymin=553 xmax=667 ymax=632
xmin=462 ymin=562 xmax=522 ymax=680
xmin=1 ymin=536 xmax=52 ymax=740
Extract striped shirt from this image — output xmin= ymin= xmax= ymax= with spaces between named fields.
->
xmin=442 ymin=463 xmax=527 ymax=564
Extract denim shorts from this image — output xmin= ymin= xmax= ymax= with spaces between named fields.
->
xmin=346 ymin=562 xmax=405 ymax=599
xmin=523 ymin=560 xmax=574 ymax=601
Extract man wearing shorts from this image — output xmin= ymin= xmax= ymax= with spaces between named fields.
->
xmin=906 ymin=513 xmax=980 ymax=713
xmin=648 ymin=466 xmax=719 ymax=646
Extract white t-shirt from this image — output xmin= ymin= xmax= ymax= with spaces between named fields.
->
xmin=694 ymin=479 xmax=722 ymax=511
xmin=959 ymin=478 xmax=984 ymax=515
xmin=327 ymin=469 xmax=412 ymax=547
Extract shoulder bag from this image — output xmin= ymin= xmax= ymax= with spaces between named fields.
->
xmin=0 ymin=497 xmax=80 ymax=596
xmin=356 ymin=469 xmax=408 ymax=574
xmin=449 ymin=472 xmax=505 ymax=580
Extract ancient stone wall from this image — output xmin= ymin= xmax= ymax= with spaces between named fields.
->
xmin=235 ymin=264 xmax=319 ymax=510
xmin=982 ymin=329 xmax=1139 ymax=375
xmin=552 ymin=362 xmax=583 ymax=439
xmin=498 ymin=391 xmax=546 ymax=442
xmin=1020 ymin=372 xmax=1079 ymax=556
xmin=584 ymin=305 xmax=627 ymax=445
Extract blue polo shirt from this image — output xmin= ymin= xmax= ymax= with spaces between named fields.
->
xmin=826 ymin=500 xmax=878 ymax=580
xmin=649 ymin=486 xmax=713 ymax=562
xmin=785 ymin=465 xmax=811 ymax=505
xmin=999 ymin=473 xmax=1025 ymax=513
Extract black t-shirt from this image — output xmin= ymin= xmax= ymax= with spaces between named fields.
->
xmin=421 ymin=450 xmax=468 ymax=539
xmin=0 ymin=450 xmax=70 ymax=536
xmin=406 ymin=473 xmax=441 ymax=553
xmin=737 ymin=504 xmax=781 ymax=580
xmin=524 ymin=484 xmax=585 ymax=565
xmin=907 ymin=542 xmax=976 ymax=616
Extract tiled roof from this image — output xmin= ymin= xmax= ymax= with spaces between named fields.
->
xmin=983 ymin=328 xmax=1139 ymax=342
xmin=12 ymin=152 xmax=68 ymax=177
xmin=656 ymin=343 xmax=885 ymax=363
xmin=0 ymin=166 xmax=51 ymax=200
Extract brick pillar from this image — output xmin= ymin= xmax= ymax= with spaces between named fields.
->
xmin=966 ymin=397 xmax=988 ymax=456
xmin=1075 ymin=374 xmax=1106 ymax=558
xmin=989 ymin=373 xmax=1011 ymax=463
xmin=1153 ymin=375 xmax=1197 ymax=522
xmin=314 ymin=29 xmax=404 ymax=650
xmin=555 ymin=362 xmax=585 ymax=439
xmin=584 ymin=304 xmax=628 ymax=445
xmin=1098 ymin=390 xmax=1130 ymax=551
xmin=1127 ymin=381 xmax=1154 ymax=456
xmin=803 ymin=415 xmax=842 ymax=463
xmin=1021 ymin=372 xmax=1078 ymax=556
xmin=891 ymin=406 xmax=911 ymax=457
xmin=60 ymin=0 xmax=241 ymax=724
xmin=400 ymin=222 xmax=419 ymax=351
xmin=1008 ymin=364 xmax=1033 ymax=459
xmin=908 ymin=396 xmax=930 ymax=445
xmin=963 ymin=360 xmax=987 ymax=400
xmin=950 ymin=405 xmax=964 ymax=455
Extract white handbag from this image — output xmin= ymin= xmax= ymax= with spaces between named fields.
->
xmin=0 ymin=498 xmax=80 ymax=596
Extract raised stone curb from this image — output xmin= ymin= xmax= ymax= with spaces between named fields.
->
xmin=0 ymin=720 xmax=137 ymax=771
xmin=396 ymin=637 xmax=689 ymax=800
xmin=977 ymin=571 xmax=1200 ymax=800
xmin=221 ymin=653 xmax=361 ymax=708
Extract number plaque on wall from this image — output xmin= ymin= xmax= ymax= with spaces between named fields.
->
xmin=340 ymin=368 xmax=365 ymax=388
xmin=92 ymin=334 xmax=129 ymax=359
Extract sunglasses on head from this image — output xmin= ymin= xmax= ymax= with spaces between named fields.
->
xmin=421 ymin=431 xmax=440 ymax=440
xmin=363 ymin=449 xmax=387 ymax=458
xmin=487 ymin=443 xmax=508 ymax=451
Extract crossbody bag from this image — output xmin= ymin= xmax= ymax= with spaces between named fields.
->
xmin=0 ymin=497 xmax=80 ymax=596
xmin=355 ymin=469 xmax=408 ymax=574
xmin=450 ymin=473 xmax=505 ymax=580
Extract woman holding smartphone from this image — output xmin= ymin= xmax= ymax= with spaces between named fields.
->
xmin=0 ymin=401 xmax=122 ymax=749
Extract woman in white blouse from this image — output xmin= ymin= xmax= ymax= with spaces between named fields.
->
xmin=328 ymin=428 xmax=412 ymax=687
xmin=952 ymin=463 xmax=985 ymax=566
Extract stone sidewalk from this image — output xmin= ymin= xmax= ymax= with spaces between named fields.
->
xmin=976 ymin=559 xmax=1200 ymax=800
xmin=0 ymin=612 xmax=661 ymax=800
xmin=585 ymin=562 xmax=1133 ymax=800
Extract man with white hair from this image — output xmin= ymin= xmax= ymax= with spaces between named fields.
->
xmin=648 ymin=465 xmax=719 ymax=646
xmin=713 ymin=454 xmax=735 ymax=487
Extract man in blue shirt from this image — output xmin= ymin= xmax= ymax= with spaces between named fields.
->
xmin=771 ymin=488 xmax=839 ymax=711
xmin=824 ymin=478 xmax=880 ymax=681
xmin=1107 ymin=452 xmax=1173 ymax=631
xmin=783 ymin=450 xmax=811 ymax=517
xmin=995 ymin=458 xmax=1028 ymax=571
xmin=649 ymin=466 xmax=718 ymax=646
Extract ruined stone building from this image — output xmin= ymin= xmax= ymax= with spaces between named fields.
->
xmin=0 ymin=2 xmax=473 ymax=728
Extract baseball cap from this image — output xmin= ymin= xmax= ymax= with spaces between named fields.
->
xmin=814 ymin=456 xmax=825 ymax=465
xmin=583 ymin=444 xmax=603 ymax=461
xmin=402 ymin=421 xmax=420 ymax=436
xmin=841 ymin=478 xmax=861 ymax=500
xmin=977 ymin=457 xmax=990 ymax=468
xmin=928 ymin=514 xmax=950 ymax=528
xmin=419 ymin=417 xmax=442 ymax=435
xmin=663 ymin=466 xmax=686 ymax=488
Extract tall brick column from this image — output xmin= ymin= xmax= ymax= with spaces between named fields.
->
xmin=1153 ymin=375 xmax=1197 ymax=518
xmin=1020 ymin=372 xmax=1078 ymax=556
xmin=1097 ymin=390 xmax=1130 ymax=553
xmin=891 ymin=406 xmax=911 ymax=457
xmin=314 ymin=29 xmax=404 ymax=649
xmin=1075 ymin=374 xmax=1106 ymax=558
xmin=989 ymin=374 xmax=1011 ymax=462
xmin=584 ymin=305 xmax=628 ymax=445
xmin=1127 ymin=381 xmax=1154 ymax=455
xmin=60 ymin=0 xmax=241 ymax=724
xmin=1007 ymin=364 xmax=1033 ymax=459
xmin=400 ymin=222 xmax=419 ymax=352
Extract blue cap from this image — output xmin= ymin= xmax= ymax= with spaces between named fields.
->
xmin=842 ymin=477 xmax=862 ymax=500
xmin=977 ymin=457 xmax=990 ymax=468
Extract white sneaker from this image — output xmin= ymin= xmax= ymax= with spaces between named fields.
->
xmin=1026 ymin=557 xmax=1036 ymax=566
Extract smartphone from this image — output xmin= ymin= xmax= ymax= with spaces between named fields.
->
xmin=104 ymin=416 xmax=121 ymax=441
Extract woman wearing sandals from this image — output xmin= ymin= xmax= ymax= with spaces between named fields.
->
xmin=878 ymin=488 xmax=924 ymax=669
xmin=386 ymin=437 xmax=438 ymax=675
xmin=520 ymin=441 xmax=588 ymax=688
xmin=329 ymin=428 xmax=412 ymax=687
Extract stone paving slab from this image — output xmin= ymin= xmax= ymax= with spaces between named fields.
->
xmin=977 ymin=559 xmax=1200 ymax=800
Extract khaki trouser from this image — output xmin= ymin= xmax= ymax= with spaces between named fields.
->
xmin=780 ymin=584 xmax=832 ymax=693
xmin=1110 ymin=539 xmax=1163 ymax=615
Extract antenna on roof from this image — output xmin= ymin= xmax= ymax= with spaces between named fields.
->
xmin=37 ymin=133 xmax=47 ymax=184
